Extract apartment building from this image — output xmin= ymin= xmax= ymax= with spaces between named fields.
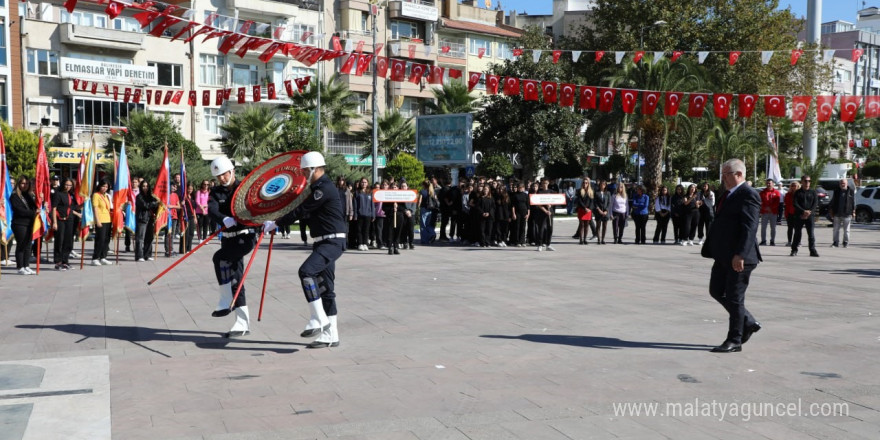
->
xmin=506 ymin=0 xmax=593 ymax=41
xmin=0 ymin=0 xmax=10 ymax=123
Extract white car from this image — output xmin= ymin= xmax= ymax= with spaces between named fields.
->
xmin=855 ymin=186 xmax=880 ymax=223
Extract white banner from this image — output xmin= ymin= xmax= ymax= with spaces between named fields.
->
xmin=61 ymin=57 xmax=158 ymax=86
xmin=529 ymin=193 xmax=567 ymax=206
xmin=372 ymin=189 xmax=419 ymax=203
xmin=400 ymin=2 xmax=439 ymax=21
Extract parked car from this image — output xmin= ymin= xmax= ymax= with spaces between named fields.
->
xmin=855 ymin=186 xmax=880 ymax=223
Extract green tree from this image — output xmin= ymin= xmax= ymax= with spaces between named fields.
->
xmin=282 ymin=109 xmax=321 ymax=152
xmin=384 ymin=152 xmax=425 ymax=185
xmin=117 ymin=111 xmax=200 ymax=160
xmin=355 ymin=110 xmax=415 ymax=160
xmin=707 ymin=119 xmax=763 ymax=181
xmin=862 ymin=161 xmax=880 ymax=179
xmin=287 ymin=74 xmax=358 ymax=134
xmin=425 ymin=80 xmax=479 ymax=114
xmin=2 ymin=122 xmax=41 ymax=179
xmin=477 ymin=153 xmax=514 ymax=178
xmin=324 ymin=153 xmax=370 ymax=183
xmin=219 ymin=105 xmax=284 ymax=172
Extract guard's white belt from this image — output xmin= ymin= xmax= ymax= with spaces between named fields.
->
xmin=223 ymin=229 xmax=252 ymax=237
xmin=315 ymin=233 xmax=345 ymax=241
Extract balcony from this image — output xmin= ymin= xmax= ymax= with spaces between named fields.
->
xmin=59 ymin=23 xmax=144 ymax=52
xmin=389 ymin=79 xmax=435 ymax=99
xmin=388 ymin=38 xmax=437 ymax=61
xmin=388 ymin=0 xmax=439 ymax=22
xmin=437 ymin=41 xmax=467 ymax=63
xmin=225 ymin=0 xmax=317 ymax=14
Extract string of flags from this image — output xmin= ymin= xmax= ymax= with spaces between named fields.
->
xmin=70 ymin=77 xmax=311 ymax=105
xmin=510 ymin=48 xmax=864 ymax=66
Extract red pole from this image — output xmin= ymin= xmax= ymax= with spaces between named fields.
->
xmin=147 ymin=228 xmax=222 ymax=285
xmin=257 ymin=232 xmax=275 ymax=321
xmin=229 ymin=232 xmax=265 ymax=312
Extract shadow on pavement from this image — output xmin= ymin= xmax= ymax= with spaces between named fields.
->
xmin=16 ymin=324 xmax=302 ymax=356
xmin=812 ymin=268 xmax=880 ymax=278
xmin=481 ymin=334 xmax=715 ymax=351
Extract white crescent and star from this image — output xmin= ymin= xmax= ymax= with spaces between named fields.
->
xmin=602 ymin=90 xmax=614 ymax=102
xmin=717 ymin=96 xmax=728 ymax=107
xmin=845 ymin=102 xmax=857 ymax=112
xmin=743 ymin=95 xmax=755 ymax=107
xmin=544 ymin=84 xmax=556 ymax=95
xmin=694 ymin=95 xmax=706 ymax=107
xmin=819 ymin=103 xmax=833 ymax=116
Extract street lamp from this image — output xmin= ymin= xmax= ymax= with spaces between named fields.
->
xmin=639 ymin=20 xmax=667 ymax=49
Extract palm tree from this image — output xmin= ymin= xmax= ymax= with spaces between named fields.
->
xmin=707 ymin=119 xmax=762 ymax=181
xmin=585 ymin=56 xmax=705 ymax=196
xmin=425 ymin=80 xmax=479 ymax=114
xmin=219 ymin=105 xmax=283 ymax=170
xmin=286 ymin=74 xmax=358 ymax=134
xmin=355 ymin=110 xmax=415 ymax=160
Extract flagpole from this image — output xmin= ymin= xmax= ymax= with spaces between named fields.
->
xmin=147 ymin=228 xmax=222 ymax=285
xmin=229 ymin=232 xmax=265 ymax=312
xmin=257 ymin=232 xmax=275 ymax=321
xmin=36 ymin=237 xmax=41 ymax=274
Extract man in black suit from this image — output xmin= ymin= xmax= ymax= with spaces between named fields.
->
xmin=701 ymin=159 xmax=762 ymax=353
xmin=791 ymin=175 xmax=819 ymax=257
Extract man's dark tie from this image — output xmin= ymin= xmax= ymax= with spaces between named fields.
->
xmin=716 ymin=191 xmax=729 ymax=214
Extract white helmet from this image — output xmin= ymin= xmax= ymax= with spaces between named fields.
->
xmin=301 ymin=151 xmax=326 ymax=169
xmin=211 ymin=156 xmax=234 ymax=176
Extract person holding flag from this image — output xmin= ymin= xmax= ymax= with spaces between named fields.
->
xmin=32 ymin=135 xmax=52 ymax=270
xmin=78 ymin=137 xmax=99 ymax=266
xmin=1 ymin=130 xmax=14 ymax=267
xmin=207 ymin=156 xmax=258 ymax=338
xmin=178 ymin=182 xmax=196 ymax=254
xmin=153 ymin=144 xmax=172 ymax=259
xmin=112 ymin=140 xmax=136 ymax=259
xmin=90 ymin=179 xmax=113 ymax=266
xmin=10 ymin=176 xmax=37 ymax=274
xmin=51 ymin=178 xmax=76 ymax=270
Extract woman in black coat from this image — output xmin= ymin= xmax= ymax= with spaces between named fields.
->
xmin=474 ymin=186 xmax=495 ymax=247
xmin=134 ymin=180 xmax=159 ymax=261
xmin=592 ymin=180 xmax=612 ymax=244
xmin=493 ymin=187 xmax=511 ymax=246
xmin=10 ymin=176 xmax=37 ymax=274
xmin=670 ymin=184 xmax=686 ymax=245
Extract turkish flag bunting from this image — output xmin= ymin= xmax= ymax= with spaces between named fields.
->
xmin=503 ymin=77 xmax=520 ymax=96
xmin=218 ymin=34 xmax=246 ymax=54
xmin=816 ymin=95 xmax=836 ymax=122
xmin=163 ymin=90 xmax=173 ymax=105
xmin=687 ymin=93 xmax=709 ymax=117
xmin=839 ymin=96 xmax=862 ymax=122
xmin=188 ymin=91 xmax=197 ymax=106
xmin=478 ymin=48 xmax=486 ymax=59
xmin=63 ymin=0 xmax=77 ymax=14
xmin=123 ymin=88 xmax=132 ymax=103
xmin=321 ymin=50 xmax=347 ymax=62
xmin=738 ymin=94 xmax=758 ymax=118
xmin=542 ymin=82 xmax=558 ymax=103
xmin=408 ymin=45 xmax=417 ymax=59
xmin=356 ymin=54 xmax=373 ymax=76
xmin=441 ymin=46 xmax=451 ymax=54
xmin=145 ymin=90 xmax=152 ymax=104
xmin=356 ymin=41 xmax=365 ymax=52
xmin=764 ymin=95 xmax=786 ymax=117
xmin=332 ymin=36 xmax=342 ymax=51
xmin=486 ymin=75 xmax=500 ymax=94
xmin=113 ymin=86 xmax=119 ymax=101
xmin=598 ymin=88 xmax=616 ymax=112
xmin=409 ymin=64 xmax=426 ymax=84
xmin=274 ymin=26 xmax=286 ymax=39
xmin=294 ymin=77 xmax=311 ymax=92
xmin=303 ymin=48 xmax=327 ymax=66
xmin=448 ymin=69 xmax=462 ymax=79
xmin=522 ymin=80 xmax=539 ymax=101
xmin=620 ymin=89 xmax=638 ymax=113
xmin=340 ymin=53 xmax=357 ymax=74
xmin=579 ymin=86 xmax=597 ymax=110
xmin=216 ymin=89 xmax=225 ymax=105
xmin=664 ymin=92 xmax=684 ymax=116
xmin=133 ymin=89 xmax=142 ymax=104
xmin=865 ymin=96 xmax=880 ymax=119
xmin=252 ymin=86 xmax=261 ymax=103
xmin=552 ymin=51 xmax=562 ymax=64
xmin=301 ymin=31 xmax=313 ymax=42
xmin=224 ymin=89 xmax=232 ymax=100
xmin=237 ymin=87 xmax=246 ymax=104
xmin=376 ymin=57 xmax=388 ymax=77
xmin=642 ymin=91 xmax=660 ymax=115
xmin=171 ymin=90 xmax=183 ymax=105
xmin=184 ymin=25 xmax=214 ymax=44
xmin=239 ymin=20 xmax=254 ymax=34
xmin=236 ymin=37 xmax=271 ymax=59
xmin=171 ymin=22 xmax=199 ymax=42
xmin=559 ymin=84 xmax=576 ymax=107
xmin=633 ymin=51 xmax=645 ymax=64
xmin=202 ymin=90 xmax=211 ymax=106
xmin=390 ymin=59 xmax=407 ymax=82
xmin=790 ymin=49 xmax=803 ymax=66
xmin=428 ymin=66 xmax=445 ymax=84
xmin=852 ymin=48 xmax=864 ymax=63
xmin=671 ymin=51 xmax=683 ymax=62
xmin=729 ymin=51 xmax=741 ymax=66
xmin=713 ymin=94 xmax=733 ymax=119
xmin=467 ymin=72 xmax=482 ymax=91
xmin=104 ymin=84 xmax=110 ymax=96
xmin=595 ymin=51 xmax=605 ymax=62
xmin=105 ymin=1 xmax=126 ymax=19
xmin=284 ymin=80 xmax=294 ymax=97
xmin=148 ymin=17 xmax=181 ymax=38
xmin=73 ymin=79 xmax=81 ymax=90
xmin=513 ymin=48 xmax=523 ymax=57
xmin=203 ymin=30 xmax=232 ymax=45
xmin=791 ymin=96 xmax=812 ymax=122
xmin=259 ymin=42 xmax=285 ymax=63
xmin=267 ymin=83 xmax=276 ymax=100
xmin=132 ymin=10 xmax=162 ymax=28
xmin=284 ymin=44 xmax=303 ymax=58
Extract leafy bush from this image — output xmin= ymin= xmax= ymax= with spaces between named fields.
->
xmin=384 ymin=153 xmax=425 ymax=185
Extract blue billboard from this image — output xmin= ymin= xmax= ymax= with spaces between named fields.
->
xmin=415 ymin=113 xmax=473 ymax=165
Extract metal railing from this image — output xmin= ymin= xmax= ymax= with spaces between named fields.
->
xmin=438 ymin=41 xmax=466 ymax=59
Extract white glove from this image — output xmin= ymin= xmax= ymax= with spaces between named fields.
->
xmin=222 ymin=216 xmax=237 ymax=228
xmin=262 ymin=220 xmax=277 ymax=233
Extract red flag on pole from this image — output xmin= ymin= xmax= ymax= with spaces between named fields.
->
xmin=791 ymin=96 xmax=812 ymax=122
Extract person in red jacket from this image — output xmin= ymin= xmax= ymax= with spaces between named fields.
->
xmin=759 ymin=179 xmax=782 ymax=246
xmin=783 ymin=181 xmax=800 ymax=246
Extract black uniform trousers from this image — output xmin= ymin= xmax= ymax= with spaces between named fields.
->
xmin=12 ymin=223 xmax=33 ymax=269
xmin=179 ymin=219 xmax=195 ymax=254
xmin=92 ymin=222 xmax=111 ymax=261
xmin=791 ymin=215 xmax=816 ymax=252
xmin=709 ymin=261 xmax=758 ymax=344
xmin=135 ymin=221 xmax=155 ymax=260
xmin=212 ymin=233 xmax=257 ymax=308
xmin=299 ymin=237 xmax=345 ymax=316
xmin=53 ymin=218 xmax=74 ymax=264
xmin=653 ymin=213 xmax=670 ymax=242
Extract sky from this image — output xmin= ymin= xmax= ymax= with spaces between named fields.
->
xmin=498 ymin=1 xmax=859 ymax=24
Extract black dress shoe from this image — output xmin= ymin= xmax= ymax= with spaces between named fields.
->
xmin=307 ymin=340 xmax=339 ymax=349
xmin=212 ymin=308 xmax=232 ymax=317
xmin=810 ymin=250 xmax=820 ymax=257
xmin=393 ymin=247 xmax=400 ymax=255
xmin=741 ymin=322 xmax=762 ymax=344
xmin=710 ymin=341 xmax=742 ymax=353
xmin=300 ymin=323 xmax=331 ymax=338
xmin=790 ymin=250 xmax=797 ymax=256
xmin=224 ymin=330 xmax=250 ymax=338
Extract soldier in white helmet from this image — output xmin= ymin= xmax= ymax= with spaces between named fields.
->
xmin=207 ymin=156 xmax=257 ymax=338
xmin=262 ymin=151 xmax=346 ymax=348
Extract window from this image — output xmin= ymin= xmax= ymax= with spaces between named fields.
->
xmin=61 ymin=10 xmax=109 ymax=28
xmin=290 ymin=23 xmax=316 ymax=46
xmin=112 ymin=16 xmax=142 ymax=32
xmin=390 ymin=20 xmax=421 ymax=40
xmin=497 ymin=42 xmax=513 ymax=60
xmin=438 ymin=37 xmax=466 ymax=58
xmin=269 ymin=62 xmax=285 ymax=87
xmin=148 ymin=62 xmax=183 ymax=87
xmin=361 ymin=12 xmax=369 ymax=33
xmin=0 ymin=81 xmax=7 ymax=122
xmin=0 ymin=22 xmax=6 ymax=66
xmin=71 ymin=97 xmax=142 ymax=128
xmin=231 ymin=64 xmax=259 ymax=88
xmin=199 ymin=54 xmax=226 ymax=86
xmin=469 ymin=38 xmax=492 ymax=57
xmin=351 ymin=93 xmax=369 ymax=115
xmin=399 ymin=97 xmax=421 ymax=118
xmin=290 ymin=67 xmax=316 ymax=80
xmin=204 ymin=109 xmax=226 ymax=135
xmin=26 ymin=49 xmax=59 ymax=76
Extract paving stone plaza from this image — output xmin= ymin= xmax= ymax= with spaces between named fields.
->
xmin=1 ymin=218 xmax=878 ymax=439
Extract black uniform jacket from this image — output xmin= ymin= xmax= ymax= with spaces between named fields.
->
xmin=276 ymin=174 xmax=346 ymax=238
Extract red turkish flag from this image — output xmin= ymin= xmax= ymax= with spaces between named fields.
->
xmin=764 ymin=95 xmax=786 ymax=117
xmin=467 ymin=72 xmax=482 ymax=91
xmin=258 ymin=42 xmax=285 ymax=63
xmin=522 ymin=80 xmax=539 ymax=101
xmin=224 ymin=89 xmax=232 ymax=100
xmin=332 ymin=36 xmax=342 ymax=51
xmin=864 ymin=139 xmax=870 ymax=147
xmin=356 ymin=41 xmax=365 ymax=52
xmin=216 ymin=89 xmax=225 ymax=105
xmin=687 ymin=93 xmax=708 ymax=117
xmin=790 ymin=96 xmax=811 ymax=122
xmin=113 ymin=86 xmax=120 ymax=101
xmin=478 ymin=47 xmax=486 ymax=59
xmin=123 ymin=88 xmax=132 ymax=103
xmin=409 ymin=63 xmax=426 ymax=84
xmin=170 ymin=90 xmax=182 ymax=104
xmin=390 ymin=59 xmax=406 ymax=82
xmin=408 ymin=45 xmax=417 ymax=59
xmin=598 ymin=88 xmax=616 ymax=112
xmin=852 ymin=48 xmax=864 ymax=63
xmin=294 ymin=76 xmax=311 ymax=92
xmin=145 ymin=90 xmax=152 ymax=104
xmin=664 ymin=92 xmax=684 ymax=116
xmin=671 ymin=51 xmax=683 ymax=62
xmin=595 ymin=51 xmax=605 ymax=62
xmin=252 ymin=85 xmax=261 ymax=103
xmin=448 ymin=69 xmax=462 ymax=79
xmin=790 ymin=49 xmax=803 ymax=66
xmin=428 ymin=66 xmax=445 ymax=84
xmin=642 ymin=91 xmax=660 ymax=115
xmin=133 ymin=89 xmax=142 ymax=104
xmin=713 ymin=94 xmax=733 ymax=119
xmin=578 ymin=86 xmax=597 ymax=110
xmin=375 ymin=57 xmax=388 ymax=77
xmin=284 ymin=80 xmax=294 ymax=97
xmin=816 ymin=95 xmax=836 ymax=122
xmin=513 ymin=48 xmax=523 ymax=57
xmin=620 ymin=89 xmax=638 ymax=113
xmin=486 ymin=75 xmax=500 ymax=94
xmin=542 ymin=82 xmax=558 ymax=103
xmin=187 ymin=90 xmax=196 ymax=106
xmin=202 ymin=90 xmax=211 ymax=106
xmin=738 ymin=94 xmax=758 ymax=118
xmin=153 ymin=90 xmax=162 ymax=104
xmin=441 ymin=46 xmax=451 ymax=54
xmin=729 ymin=51 xmax=741 ymax=66
xmin=839 ymin=96 xmax=862 ymax=122
xmin=355 ymin=54 xmax=372 ymax=76
xmin=105 ymin=1 xmax=126 ymax=19
xmin=552 ymin=51 xmax=562 ymax=64
xmin=104 ymin=84 xmax=110 ymax=96
xmin=559 ymin=83 xmax=576 ymax=107
xmin=73 ymin=79 xmax=80 ymax=90
xmin=170 ymin=22 xmax=199 ymax=43
xmin=163 ymin=90 xmax=173 ymax=105
xmin=503 ymin=77 xmax=520 ymax=96
xmin=237 ymin=87 xmax=246 ymax=104
xmin=267 ymin=83 xmax=276 ymax=100
xmin=633 ymin=51 xmax=645 ymax=64
xmin=865 ymin=96 xmax=880 ymax=119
